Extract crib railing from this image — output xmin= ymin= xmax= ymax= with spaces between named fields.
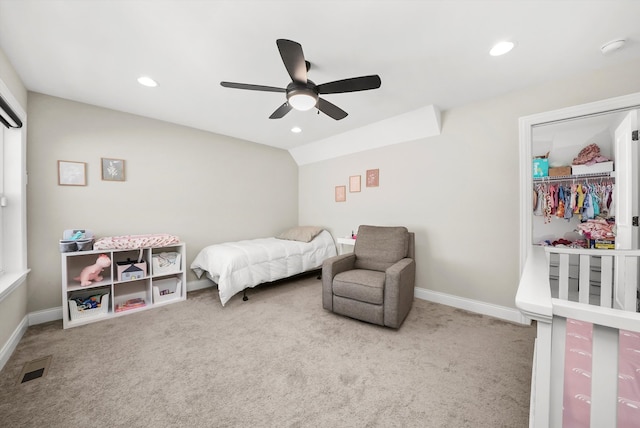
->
xmin=516 ymin=246 xmax=640 ymax=428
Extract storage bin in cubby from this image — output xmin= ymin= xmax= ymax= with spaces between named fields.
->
xmin=116 ymin=260 xmax=147 ymax=281
xmin=68 ymin=293 xmax=109 ymax=321
xmin=152 ymin=252 xmax=182 ymax=275
xmin=153 ymin=278 xmax=182 ymax=303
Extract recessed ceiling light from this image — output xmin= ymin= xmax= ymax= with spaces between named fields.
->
xmin=601 ymin=39 xmax=626 ymax=55
xmin=489 ymin=41 xmax=515 ymax=56
xmin=291 ymin=126 xmax=302 ymax=133
xmin=137 ymin=76 xmax=158 ymax=87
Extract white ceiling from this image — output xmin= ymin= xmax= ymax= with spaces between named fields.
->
xmin=1 ymin=0 xmax=639 ymax=151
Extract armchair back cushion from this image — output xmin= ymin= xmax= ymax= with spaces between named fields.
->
xmin=354 ymin=225 xmax=410 ymax=271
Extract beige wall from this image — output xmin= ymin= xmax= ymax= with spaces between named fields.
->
xmin=26 ymin=93 xmax=298 ymax=312
xmin=299 ymin=58 xmax=640 ymax=309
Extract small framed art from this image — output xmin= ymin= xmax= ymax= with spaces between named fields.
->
xmin=101 ymin=158 xmax=125 ymax=181
xmin=366 ymin=169 xmax=379 ymax=187
xmin=349 ymin=175 xmax=361 ymax=193
xmin=58 ymin=160 xmax=87 ymax=186
xmin=335 ymin=185 xmax=346 ymax=202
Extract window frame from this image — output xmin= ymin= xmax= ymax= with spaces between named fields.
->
xmin=0 ymin=79 xmax=28 ymax=303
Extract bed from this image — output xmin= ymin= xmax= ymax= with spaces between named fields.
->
xmin=191 ymin=227 xmax=337 ymax=306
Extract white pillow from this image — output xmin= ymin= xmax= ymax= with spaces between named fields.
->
xmin=276 ymin=226 xmax=324 ymax=243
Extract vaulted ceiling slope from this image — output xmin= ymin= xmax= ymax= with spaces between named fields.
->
xmin=1 ymin=0 xmax=639 ymax=151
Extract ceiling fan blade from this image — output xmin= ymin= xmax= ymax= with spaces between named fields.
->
xmin=269 ymin=102 xmax=293 ymax=119
xmin=276 ymin=39 xmax=307 ymax=83
xmin=317 ymin=98 xmax=348 ymax=120
xmin=317 ymin=75 xmax=381 ymax=94
xmin=220 ymin=81 xmax=285 ymax=93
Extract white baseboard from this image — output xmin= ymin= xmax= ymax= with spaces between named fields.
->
xmin=0 ymin=314 xmax=28 ymax=372
xmin=28 ymin=307 xmax=63 ymax=325
xmin=414 ymin=287 xmax=530 ymax=325
xmin=187 ymin=279 xmax=214 ymax=292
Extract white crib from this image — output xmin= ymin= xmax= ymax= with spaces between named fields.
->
xmin=517 ymin=246 xmax=640 ymax=427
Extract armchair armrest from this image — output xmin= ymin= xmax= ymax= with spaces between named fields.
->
xmin=322 ymin=253 xmax=356 ymax=311
xmin=384 ymin=257 xmax=416 ymax=328
xmin=385 ymin=257 xmax=414 ymax=278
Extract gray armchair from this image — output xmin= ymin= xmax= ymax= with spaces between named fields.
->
xmin=322 ymin=225 xmax=416 ymax=328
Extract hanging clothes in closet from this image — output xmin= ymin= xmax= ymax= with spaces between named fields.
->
xmin=533 ymin=177 xmax=615 ymax=224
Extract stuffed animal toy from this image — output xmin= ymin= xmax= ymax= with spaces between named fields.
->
xmin=74 ymin=254 xmax=111 ymax=286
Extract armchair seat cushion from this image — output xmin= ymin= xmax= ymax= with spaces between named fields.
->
xmin=333 ymin=269 xmax=385 ymax=305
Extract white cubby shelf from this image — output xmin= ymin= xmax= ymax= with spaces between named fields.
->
xmin=61 ymin=242 xmax=186 ymax=328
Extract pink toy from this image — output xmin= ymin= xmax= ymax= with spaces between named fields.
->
xmin=74 ymin=254 xmax=111 ymax=286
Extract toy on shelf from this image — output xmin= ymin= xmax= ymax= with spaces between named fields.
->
xmin=73 ymin=294 xmax=103 ymax=311
xmin=115 ymin=298 xmax=146 ymax=312
xmin=74 ymin=254 xmax=111 ymax=286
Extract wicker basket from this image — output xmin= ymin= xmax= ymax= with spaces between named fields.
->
xmin=68 ymin=293 xmax=109 ymax=321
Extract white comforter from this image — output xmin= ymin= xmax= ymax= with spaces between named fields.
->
xmin=191 ymin=230 xmax=337 ymax=306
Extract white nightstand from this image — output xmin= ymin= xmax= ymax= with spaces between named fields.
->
xmin=336 ymin=237 xmax=357 ymax=254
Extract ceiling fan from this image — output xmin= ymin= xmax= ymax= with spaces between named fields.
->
xmin=220 ymin=39 xmax=382 ymax=120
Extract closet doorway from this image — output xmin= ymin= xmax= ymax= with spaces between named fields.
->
xmin=519 ymin=92 xmax=640 ymax=271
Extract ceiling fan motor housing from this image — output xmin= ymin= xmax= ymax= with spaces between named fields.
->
xmin=286 ymin=81 xmax=318 ymax=110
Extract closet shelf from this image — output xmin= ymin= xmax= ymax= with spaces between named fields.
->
xmin=533 ymin=171 xmax=615 ymax=183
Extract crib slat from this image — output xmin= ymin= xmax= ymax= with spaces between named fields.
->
xmin=590 ymin=324 xmax=619 ymax=427
xmin=600 ymin=256 xmax=613 ymax=308
xmin=532 ymin=322 xmax=553 ymax=428
xmin=549 ymin=316 xmax=566 ymax=427
xmin=622 ymin=257 xmax=638 ymax=311
xmin=578 ymin=254 xmax=590 ymax=304
xmin=615 ymin=257 xmax=626 ymax=310
xmin=558 ymin=253 xmax=569 ymax=300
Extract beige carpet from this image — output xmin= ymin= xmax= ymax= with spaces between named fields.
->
xmin=0 ymin=275 xmax=536 ymax=427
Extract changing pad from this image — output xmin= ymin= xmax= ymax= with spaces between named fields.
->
xmin=93 ymin=233 xmax=180 ymax=250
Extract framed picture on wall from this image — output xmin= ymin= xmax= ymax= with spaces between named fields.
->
xmin=349 ymin=175 xmax=361 ymax=193
xmin=335 ymin=185 xmax=346 ymax=202
xmin=58 ymin=160 xmax=87 ymax=186
xmin=366 ymin=168 xmax=379 ymax=187
xmin=101 ymin=158 xmax=125 ymax=181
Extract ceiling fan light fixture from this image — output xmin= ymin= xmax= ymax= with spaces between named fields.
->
xmin=287 ymin=89 xmax=318 ymax=111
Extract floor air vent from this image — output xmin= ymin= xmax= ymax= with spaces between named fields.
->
xmin=18 ymin=355 xmax=52 ymax=384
